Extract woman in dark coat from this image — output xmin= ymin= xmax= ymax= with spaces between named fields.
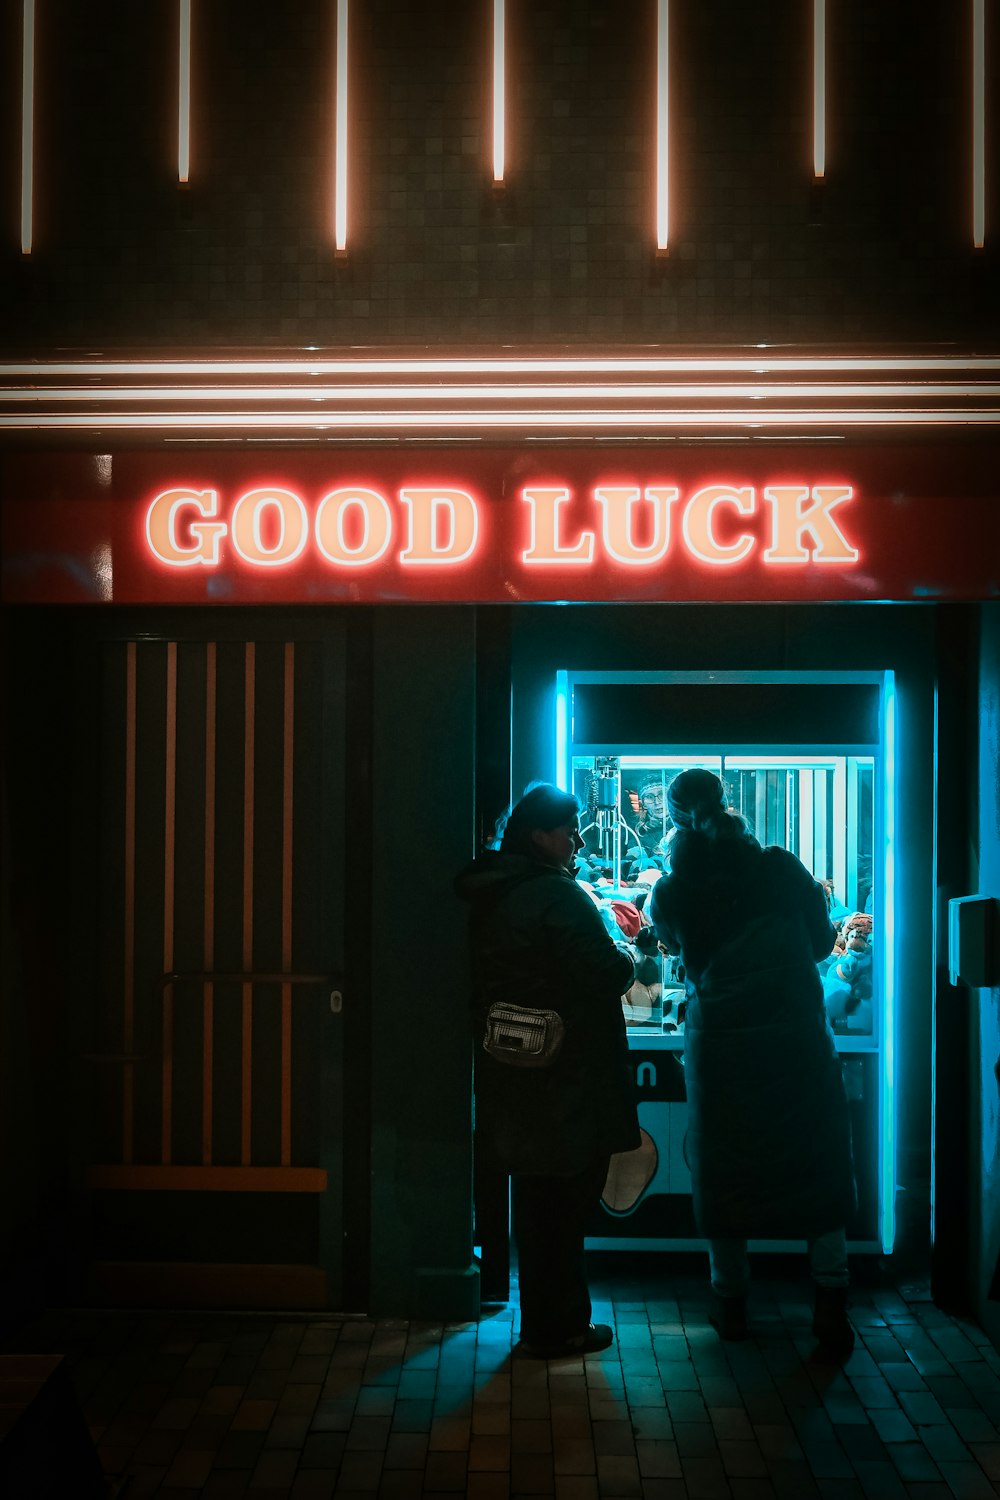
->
xmin=648 ymin=768 xmax=856 ymax=1355
xmin=455 ymin=783 xmax=640 ymax=1358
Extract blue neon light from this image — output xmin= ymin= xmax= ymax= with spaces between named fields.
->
xmin=555 ymin=671 xmax=569 ymax=790
xmin=881 ymin=671 xmax=897 ymax=1254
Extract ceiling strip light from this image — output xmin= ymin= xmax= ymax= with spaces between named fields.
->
xmin=178 ymin=0 xmax=191 ymax=184
xmin=813 ymin=0 xmax=826 ymax=178
xmin=2 ymin=382 xmax=995 ymax=403
xmin=334 ymin=0 xmax=349 ymax=253
xmin=973 ymin=0 xmax=986 ymax=247
xmin=1 ymin=357 xmax=998 ymax=378
xmin=656 ymin=0 xmax=670 ymax=252
xmin=3 ymin=408 xmax=997 ymax=432
xmin=20 ymin=0 xmax=35 ymax=254
xmin=493 ymin=0 xmax=506 ymax=183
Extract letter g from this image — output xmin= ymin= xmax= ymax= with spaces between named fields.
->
xmin=146 ymin=488 xmax=228 ymax=567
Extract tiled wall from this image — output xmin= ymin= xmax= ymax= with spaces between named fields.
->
xmin=1 ymin=0 xmax=996 ymax=349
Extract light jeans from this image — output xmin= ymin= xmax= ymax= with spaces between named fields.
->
xmin=708 ymin=1227 xmax=849 ymax=1297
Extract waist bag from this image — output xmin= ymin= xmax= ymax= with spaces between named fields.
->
xmin=483 ymin=1002 xmax=565 ymax=1068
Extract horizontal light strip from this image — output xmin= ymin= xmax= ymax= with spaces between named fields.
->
xmin=3 ymin=382 xmax=998 ymax=403
xmin=3 ymin=356 xmax=998 ymax=377
xmin=4 ymin=408 xmax=999 ymax=431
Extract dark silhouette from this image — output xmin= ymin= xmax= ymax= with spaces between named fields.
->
xmin=648 ymin=768 xmax=856 ymax=1356
xmin=456 ymin=783 xmax=640 ymax=1358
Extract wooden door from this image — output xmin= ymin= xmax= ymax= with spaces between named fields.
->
xmin=80 ymin=629 xmax=346 ymax=1308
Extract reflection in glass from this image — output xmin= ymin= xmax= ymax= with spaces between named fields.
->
xmin=570 ymin=752 xmax=876 ymax=1038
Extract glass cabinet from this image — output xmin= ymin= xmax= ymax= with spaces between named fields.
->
xmin=572 ymin=750 xmax=877 ymax=1042
xmin=557 ymin=669 xmax=893 ymax=1253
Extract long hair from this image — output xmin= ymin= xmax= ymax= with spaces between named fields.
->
xmin=495 ymin=782 xmax=581 ymax=857
xmin=666 ymin=768 xmax=753 ymax=872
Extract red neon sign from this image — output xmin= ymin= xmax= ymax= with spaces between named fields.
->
xmin=1 ymin=447 xmax=997 ymax=604
xmin=143 ymin=480 xmax=859 ymax=572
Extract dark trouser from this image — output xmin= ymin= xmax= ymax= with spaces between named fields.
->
xmin=512 ymin=1155 xmax=610 ymax=1345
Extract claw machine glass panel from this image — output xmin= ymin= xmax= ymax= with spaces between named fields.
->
xmin=557 ymin=671 xmax=894 ymax=1254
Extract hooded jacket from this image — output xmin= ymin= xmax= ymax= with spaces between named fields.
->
xmin=649 ymin=834 xmax=856 ymax=1239
xmin=455 ymin=851 xmax=640 ymax=1176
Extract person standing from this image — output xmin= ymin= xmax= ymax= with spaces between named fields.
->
xmin=648 ymin=768 xmax=857 ymax=1356
xmin=455 ymin=782 xmax=640 ymax=1358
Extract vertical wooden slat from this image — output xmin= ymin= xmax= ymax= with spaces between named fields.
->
xmin=162 ymin=644 xmax=177 ymax=1164
xmin=281 ymin=643 xmax=295 ymax=1166
xmin=123 ymin=644 xmax=137 ymax=1164
xmin=241 ymin=644 xmax=255 ymax=1166
xmin=202 ymin=643 xmax=217 ymax=1166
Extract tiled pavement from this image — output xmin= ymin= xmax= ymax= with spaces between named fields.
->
xmin=4 ymin=1261 xmax=1000 ymax=1499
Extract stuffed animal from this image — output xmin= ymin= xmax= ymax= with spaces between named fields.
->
xmin=823 ymin=911 xmax=874 ymax=1030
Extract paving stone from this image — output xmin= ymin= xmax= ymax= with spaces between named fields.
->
xmin=851 ymin=1458 xmax=908 ymax=1497
xmin=919 ymin=1424 xmax=974 ymax=1462
xmin=765 ymin=1457 xmax=821 ymax=1496
xmin=710 ymin=1405 xmax=755 ymax=1441
xmin=634 ymin=1438 xmax=682 ymax=1478
xmin=717 ymin=1438 xmax=768 ymax=1477
xmin=887 ymin=1440 xmax=945 ymax=1482
xmin=797 ymin=1438 xmax=855 ymax=1479
xmin=4 ymin=1273 xmax=998 ymax=1500
xmin=551 ymin=1436 xmax=596 ymax=1476
xmin=967 ymin=1441 xmax=1000 ymax=1478
xmin=508 ymin=1450 xmax=554 ymax=1493
xmin=659 ymin=1361 xmax=701 ymax=1391
xmin=848 ymin=1375 xmax=898 ymax=1409
xmin=264 ymin=1413 xmax=312 ymax=1449
xmin=925 ymin=1375 xmax=982 ymax=1408
xmin=899 ymin=1390 xmax=949 ymax=1425
xmin=832 ymin=1423 xmax=889 ymax=1461
xmin=879 ymin=1361 xmax=930 ymax=1392
xmin=934 ymin=1460 xmax=998 ymax=1497
xmin=679 ymin=1453 xmax=732 ymax=1497
xmin=868 ymin=1407 xmax=918 ymax=1444
xmin=665 ymin=1389 xmax=708 ymax=1422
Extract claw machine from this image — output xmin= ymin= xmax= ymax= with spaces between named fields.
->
xmin=554 ymin=670 xmax=894 ymax=1255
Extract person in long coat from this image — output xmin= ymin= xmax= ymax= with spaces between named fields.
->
xmin=455 ymin=782 xmax=640 ymax=1358
xmin=648 ymin=768 xmax=857 ymax=1355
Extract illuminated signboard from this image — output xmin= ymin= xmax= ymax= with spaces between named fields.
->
xmin=144 ymin=482 xmax=858 ymax=570
xmin=1 ymin=447 xmax=997 ymax=604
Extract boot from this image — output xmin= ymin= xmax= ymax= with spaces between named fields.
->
xmin=709 ymin=1290 xmax=748 ymax=1341
xmin=518 ymin=1323 xmax=615 ymax=1359
xmin=812 ymin=1284 xmax=855 ymax=1358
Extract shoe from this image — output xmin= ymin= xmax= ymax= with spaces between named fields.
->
xmin=812 ymin=1284 xmax=855 ymax=1358
xmin=517 ymin=1323 xmax=615 ymax=1359
xmin=709 ymin=1290 xmax=749 ymax=1341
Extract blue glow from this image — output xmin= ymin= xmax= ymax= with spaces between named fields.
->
xmin=555 ymin=671 xmax=569 ymax=790
xmin=880 ymin=671 xmax=897 ymax=1254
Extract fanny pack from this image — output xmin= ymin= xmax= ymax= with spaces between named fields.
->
xmin=482 ymin=1002 xmax=565 ymax=1068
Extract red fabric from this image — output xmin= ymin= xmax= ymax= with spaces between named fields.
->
xmin=609 ymin=900 xmax=642 ymax=938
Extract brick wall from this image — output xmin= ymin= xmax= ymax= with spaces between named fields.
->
xmin=0 ymin=0 xmax=996 ymax=349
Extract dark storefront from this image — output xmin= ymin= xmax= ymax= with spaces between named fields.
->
xmin=2 ymin=381 xmax=998 ymax=1328
xmin=1 ymin=0 xmax=998 ymax=1346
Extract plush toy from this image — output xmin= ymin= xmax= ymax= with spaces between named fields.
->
xmin=823 ymin=911 xmax=874 ymax=1030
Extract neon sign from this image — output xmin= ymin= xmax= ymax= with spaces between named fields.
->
xmin=4 ymin=444 xmax=996 ymax=605
xmin=145 ymin=480 xmax=859 ymax=571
